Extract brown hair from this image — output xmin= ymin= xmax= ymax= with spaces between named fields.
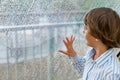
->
xmin=84 ymin=7 xmax=120 ymax=48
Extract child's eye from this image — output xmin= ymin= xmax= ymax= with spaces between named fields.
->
xmin=84 ymin=22 xmax=87 ymax=26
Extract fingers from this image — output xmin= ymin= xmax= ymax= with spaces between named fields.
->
xmin=70 ymin=35 xmax=75 ymax=43
xmin=65 ymin=35 xmax=75 ymax=43
xmin=57 ymin=50 xmax=68 ymax=55
xmin=58 ymin=49 xmax=76 ymax=57
xmin=63 ymin=39 xmax=67 ymax=47
xmin=62 ymin=35 xmax=74 ymax=46
xmin=66 ymin=35 xmax=75 ymax=44
xmin=62 ymin=35 xmax=75 ymax=47
xmin=66 ymin=37 xmax=70 ymax=43
xmin=57 ymin=35 xmax=75 ymax=56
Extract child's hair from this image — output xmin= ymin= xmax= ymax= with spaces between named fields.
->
xmin=84 ymin=7 xmax=120 ymax=48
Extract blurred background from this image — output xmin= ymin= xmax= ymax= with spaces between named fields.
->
xmin=0 ymin=0 xmax=120 ymax=80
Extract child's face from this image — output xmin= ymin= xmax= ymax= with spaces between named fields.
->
xmin=83 ymin=25 xmax=98 ymax=47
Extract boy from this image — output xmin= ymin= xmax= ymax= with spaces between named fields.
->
xmin=58 ymin=7 xmax=120 ymax=80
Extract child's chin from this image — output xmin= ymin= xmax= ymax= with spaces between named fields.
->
xmin=86 ymin=43 xmax=92 ymax=47
xmin=86 ymin=43 xmax=89 ymax=46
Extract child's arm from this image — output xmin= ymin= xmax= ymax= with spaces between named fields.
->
xmin=70 ymin=54 xmax=86 ymax=77
xmin=58 ymin=35 xmax=85 ymax=77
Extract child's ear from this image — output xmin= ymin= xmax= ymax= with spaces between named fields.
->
xmin=95 ymin=39 xmax=98 ymax=41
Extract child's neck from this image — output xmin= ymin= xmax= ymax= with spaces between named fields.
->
xmin=93 ymin=46 xmax=109 ymax=60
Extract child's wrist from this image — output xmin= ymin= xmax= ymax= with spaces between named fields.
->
xmin=70 ymin=51 xmax=76 ymax=57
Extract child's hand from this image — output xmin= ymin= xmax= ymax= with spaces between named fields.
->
xmin=58 ymin=35 xmax=76 ymax=57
